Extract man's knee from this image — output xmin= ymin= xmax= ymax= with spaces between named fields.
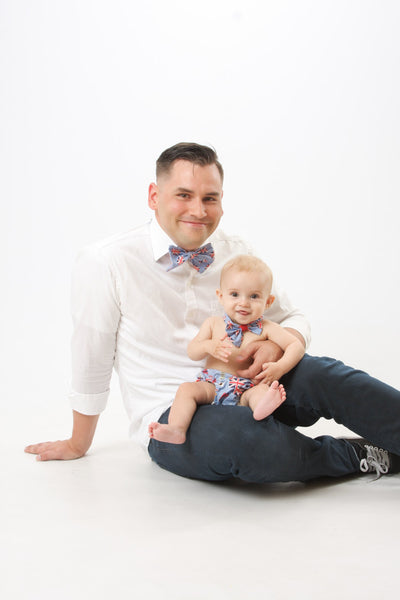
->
xmin=192 ymin=405 xmax=281 ymax=456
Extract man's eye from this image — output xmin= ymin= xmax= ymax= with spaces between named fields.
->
xmin=204 ymin=197 xmax=217 ymax=203
xmin=178 ymin=194 xmax=189 ymax=199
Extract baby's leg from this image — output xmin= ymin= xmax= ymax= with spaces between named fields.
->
xmin=149 ymin=381 xmax=216 ymax=444
xmin=240 ymin=381 xmax=286 ymax=421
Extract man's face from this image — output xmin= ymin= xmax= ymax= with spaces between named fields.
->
xmin=148 ymin=159 xmax=224 ymax=250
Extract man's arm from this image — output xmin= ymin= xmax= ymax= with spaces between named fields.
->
xmin=25 ymin=411 xmax=99 ymax=461
xmin=283 ymin=327 xmax=306 ymax=347
xmin=265 ymin=281 xmax=311 ymax=347
xmin=251 ymin=322 xmax=305 ymax=385
xmin=25 ymin=245 xmax=120 ymax=461
xmin=237 ymin=332 xmax=305 ymax=381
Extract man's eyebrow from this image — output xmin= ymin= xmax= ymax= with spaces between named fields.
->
xmin=175 ymin=187 xmax=221 ymax=197
xmin=175 ymin=187 xmax=193 ymax=194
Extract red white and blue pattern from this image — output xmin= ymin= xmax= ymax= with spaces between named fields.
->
xmin=224 ymin=313 xmax=263 ymax=347
xmin=167 ymin=243 xmax=214 ymax=274
xmin=196 ymin=368 xmax=254 ymax=406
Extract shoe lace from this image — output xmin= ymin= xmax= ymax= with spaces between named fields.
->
xmin=360 ymin=445 xmax=390 ymax=479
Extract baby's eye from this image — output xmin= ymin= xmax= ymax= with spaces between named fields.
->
xmin=230 ymin=292 xmax=238 ymax=297
xmin=250 ymin=294 xmax=259 ymax=299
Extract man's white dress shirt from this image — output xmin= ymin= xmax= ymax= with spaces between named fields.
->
xmin=70 ymin=218 xmax=311 ymax=449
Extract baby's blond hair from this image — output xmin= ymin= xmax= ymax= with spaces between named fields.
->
xmin=220 ymin=255 xmax=273 ymax=291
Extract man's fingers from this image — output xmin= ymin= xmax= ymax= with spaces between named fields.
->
xmin=25 ymin=442 xmax=58 ymax=460
xmin=237 ymin=360 xmax=262 ymax=379
xmin=236 ymin=348 xmax=252 ymax=362
xmin=25 ymin=442 xmax=49 ymax=455
xmin=36 ymin=449 xmax=58 ymax=461
xmin=25 ymin=440 xmax=80 ymax=461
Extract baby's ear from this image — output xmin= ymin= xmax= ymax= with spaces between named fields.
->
xmin=265 ymin=294 xmax=275 ymax=309
xmin=216 ymin=289 xmax=223 ymax=305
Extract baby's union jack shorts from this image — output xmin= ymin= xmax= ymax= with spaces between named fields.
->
xmin=196 ymin=368 xmax=254 ymax=406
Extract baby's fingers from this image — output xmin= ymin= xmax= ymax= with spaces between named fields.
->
xmin=254 ymin=369 xmax=269 ymax=380
xmin=216 ymin=351 xmax=231 ymax=363
xmin=219 ymin=334 xmax=234 ymax=347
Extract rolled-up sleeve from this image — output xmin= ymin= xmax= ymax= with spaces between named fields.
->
xmin=267 ymin=283 xmax=311 ymax=348
xmin=69 ymin=246 xmax=121 ymax=415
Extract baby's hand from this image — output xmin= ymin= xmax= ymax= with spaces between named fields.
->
xmin=254 ymin=362 xmax=284 ymax=386
xmin=210 ymin=334 xmax=234 ymax=363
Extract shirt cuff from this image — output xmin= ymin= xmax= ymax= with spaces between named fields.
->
xmin=69 ymin=389 xmax=109 ymax=415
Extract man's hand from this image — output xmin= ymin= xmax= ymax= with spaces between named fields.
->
xmin=236 ymin=340 xmax=284 ymax=382
xmin=24 ymin=439 xmax=86 ymax=461
xmin=25 ymin=411 xmax=99 ymax=461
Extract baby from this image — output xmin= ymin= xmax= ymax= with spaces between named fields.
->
xmin=149 ymin=255 xmax=305 ymax=444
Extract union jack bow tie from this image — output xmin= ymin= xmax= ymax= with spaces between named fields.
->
xmin=224 ymin=313 xmax=263 ymax=347
xmin=167 ymin=243 xmax=214 ymax=274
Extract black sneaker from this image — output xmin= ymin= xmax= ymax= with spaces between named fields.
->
xmin=345 ymin=438 xmax=400 ymax=479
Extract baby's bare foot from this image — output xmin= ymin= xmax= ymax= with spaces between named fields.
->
xmin=148 ymin=422 xmax=186 ymax=444
xmin=253 ymin=380 xmax=286 ymax=421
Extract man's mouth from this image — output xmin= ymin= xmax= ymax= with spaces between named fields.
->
xmin=181 ymin=220 xmax=208 ymax=228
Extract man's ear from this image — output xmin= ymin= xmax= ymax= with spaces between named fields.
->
xmin=148 ymin=182 xmax=159 ymax=210
xmin=265 ymin=294 xmax=275 ymax=309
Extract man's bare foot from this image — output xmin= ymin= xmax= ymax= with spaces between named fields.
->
xmin=252 ymin=380 xmax=286 ymax=421
xmin=148 ymin=422 xmax=186 ymax=444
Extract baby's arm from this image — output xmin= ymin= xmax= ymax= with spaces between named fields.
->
xmin=187 ymin=317 xmax=234 ymax=363
xmin=255 ymin=321 xmax=305 ymax=384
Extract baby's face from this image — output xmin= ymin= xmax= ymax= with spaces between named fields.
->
xmin=216 ymin=269 xmax=273 ymax=324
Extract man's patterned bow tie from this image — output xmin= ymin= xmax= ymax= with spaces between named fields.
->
xmin=224 ymin=313 xmax=263 ymax=347
xmin=167 ymin=243 xmax=214 ymax=274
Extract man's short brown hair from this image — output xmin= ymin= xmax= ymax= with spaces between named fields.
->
xmin=156 ymin=142 xmax=224 ymax=182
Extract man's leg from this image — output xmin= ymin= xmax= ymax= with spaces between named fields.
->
xmin=276 ymin=354 xmax=400 ymax=455
xmin=149 ymin=381 xmax=215 ymax=444
xmin=148 ymin=405 xmax=360 ymax=483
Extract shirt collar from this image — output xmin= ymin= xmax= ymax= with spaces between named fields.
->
xmin=150 ymin=218 xmax=177 ymax=262
xmin=150 ymin=217 xmax=218 ymax=263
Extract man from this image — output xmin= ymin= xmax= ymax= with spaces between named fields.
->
xmin=25 ymin=143 xmax=400 ymax=482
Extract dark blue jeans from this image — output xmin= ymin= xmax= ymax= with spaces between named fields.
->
xmin=148 ymin=355 xmax=400 ymax=482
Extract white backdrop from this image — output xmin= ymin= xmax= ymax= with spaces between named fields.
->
xmin=2 ymin=0 xmax=399 ymax=424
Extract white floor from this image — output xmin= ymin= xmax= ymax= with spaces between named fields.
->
xmin=2 ymin=398 xmax=400 ymax=600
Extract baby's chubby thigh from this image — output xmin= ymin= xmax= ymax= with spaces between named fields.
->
xmin=176 ymin=380 xmax=216 ymax=405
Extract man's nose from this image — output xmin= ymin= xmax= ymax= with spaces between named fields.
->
xmin=188 ymin=198 xmax=206 ymax=218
